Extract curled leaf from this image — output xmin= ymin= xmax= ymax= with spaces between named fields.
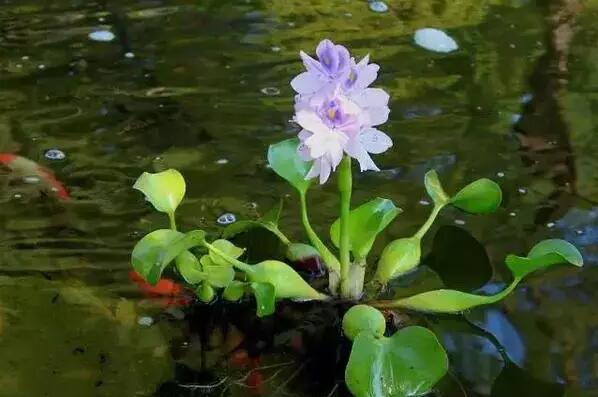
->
xmin=424 ymin=170 xmax=449 ymax=206
xmin=342 ymin=305 xmax=386 ymax=341
xmin=131 ymin=229 xmax=183 ymax=285
xmin=251 ymin=282 xmax=276 ymax=317
xmin=374 ymin=237 xmax=421 ymax=284
xmin=223 ymin=281 xmax=247 ymax=301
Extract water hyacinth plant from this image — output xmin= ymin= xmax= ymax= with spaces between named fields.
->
xmin=130 ymin=40 xmax=584 ymax=397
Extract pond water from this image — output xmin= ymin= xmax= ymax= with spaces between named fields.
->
xmin=1 ymin=0 xmax=597 ymax=396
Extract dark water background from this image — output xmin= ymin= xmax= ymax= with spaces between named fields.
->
xmin=0 ymin=0 xmax=597 ymax=396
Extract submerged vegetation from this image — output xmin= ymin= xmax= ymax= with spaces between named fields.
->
xmin=130 ymin=40 xmax=583 ymax=397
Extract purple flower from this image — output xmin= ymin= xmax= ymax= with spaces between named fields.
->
xmin=291 ymin=39 xmax=392 ymax=184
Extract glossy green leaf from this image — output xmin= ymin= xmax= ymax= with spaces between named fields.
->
xmin=131 ymin=229 xmax=183 ymax=285
xmin=203 ymin=262 xmax=235 ymax=288
xmin=248 ymin=260 xmax=327 ymax=300
xmin=379 ymin=239 xmax=583 ymax=313
xmin=330 ymin=198 xmax=401 ymax=259
xmin=175 ymin=251 xmax=205 ymax=284
xmin=286 ymin=243 xmax=319 ymax=262
xmin=133 ymin=169 xmax=186 ymax=214
xmin=267 ymin=138 xmax=312 ymax=194
xmin=345 ymin=326 xmax=448 ymax=397
xmin=223 ymin=281 xmax=247 ymax=301
xmin=250 ymin=282 xmax=276 ymax=317
xmin=196 ymin=282 xmax=215 ymax=303
xmin=374 ymin=237 xmax=421 ymax=283
xmin=208 ymin=239 xmax=245 ymax=266
xmin=342 ymin=305 xmax=386 ymax=341
xmin=424 ymin=170 xmax=449 ymax=206
xmin=450 ymin=178 xmax=502 ymax=214
xmin=156 ymin=230 xmax=206 ymax=271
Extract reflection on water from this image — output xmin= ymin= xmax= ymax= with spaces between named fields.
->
xmin=0 ymin=0 xmax=597 ymax=396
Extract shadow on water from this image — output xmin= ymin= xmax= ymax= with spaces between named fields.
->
xmin=0 ymin=0 xmax=597 ymax=396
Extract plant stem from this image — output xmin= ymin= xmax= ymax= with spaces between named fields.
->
xmin=299 ymin=191 xmax=341 ymax=293
xmin=338 ymin=156 xmax=353 ymax=298
xmin=168 ymin=212 xmax=177 ymax=231
xmin=270 ymin=226 xmax=291 ymax=246
xmin=204 ymin=242 xmax=254 ymax=274
xmin=414 ymin=204 xmax=444 ymax=240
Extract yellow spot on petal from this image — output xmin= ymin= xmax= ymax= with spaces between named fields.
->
xmin=327 ymin=108 xmax=336 ymax=120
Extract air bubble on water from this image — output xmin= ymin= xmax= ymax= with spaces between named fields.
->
xmin=124 ymin=52 xmax=135 ymax=59
xmin=517 ymin=187 xmax=527 ymax=194
xmin=497 ymin=171 xmax=505 ymax=178
xmin=419 ymin=199 xmax=431 ymax=206
xmin=546 ymin=222 xmax=555 ymax=228
xmin=509 ymin=212 xmax=517 ymax=217
xmin=454 ymin=219 xmax=466 ymax=225
xmin=271 ymin=46 xmax=281 ymax=52
xmin=16 ymin=64 xmax=22 ymax=68
xmin=44 ymin=149 xmax=66 ymax=161
xmin=345 ymin=12 xmax=353 ymax=17
xmin=369 ymin=1 xmax=389 ymax=13
xmin=13 ymin=193 xmax=22 ymax=199
xmin=217 ymin=213 xmax=236 ymax=225
xmin=215 ymin=158 xmax=229 ymax=165
xmin=511 ymin=114 xmax=522 ymax=124
xmin=245 ymin=202 xmax=258 ymax=209
xmin=23 ymin=176 xmax=40 ymax=184
xmin=520 ymin=93 xmax=533 ymax=104
xmin=575 ymin=229 xmax=584 ymax=235
xmin=89 ymin=30 xmax=115 ymax=42
xmin=38 ymin=64 xmax=46 ymax=70
xmin=509 ymin=43 xmax=516 ymax=49
xmin=22 ymin=55 xmax=30 ymax=61
xmin=137 ymin=316 xmax=154 ymax=327
xmin=261 ymin=87 xmax=280 ymax=96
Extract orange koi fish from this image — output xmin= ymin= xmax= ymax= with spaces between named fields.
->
xmin=0 ymin=153 xmax=69 ymax=200
xmin=128 ymin=270 xmax=193 ymax=307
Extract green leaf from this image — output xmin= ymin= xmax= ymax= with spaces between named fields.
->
xmin=424 ymin=170 xmax=449 ymax=206
xmin=223 ymin=281 xmax=247 ymax=301
xmin=450 ymin=178 xmax=502 ymax=214
xmin=330 ymin=198 xmax=401 ymax=259
xmin=342 ymin=305 xmax=386 ymax=341
xmin=133 ymin=169 xmax=186 ymax=214
xmin=196 ymin=282 xmax=215 ymax=303
xmin=506 ymin=239 xmax=583 ymax=278
xmin=345 ymin=326 xmax=448 ymax=397
xmin=250 ymin=282 xmax=276 ymax=317
xmin=267 ymin=138 xmax=312 ymax=194
xmin=221 ymin=200 xmax=289 ymax=244
xmin=175 ymin=251 xmax=205 ymax=284
xmin=374 ymin=237 xmax=421 ymax=283
xmin=248 ymin=260 xmax=327 ymax=300
xmin=285 ymin=243 xmax=319 ymax=262
xmin=131 ymin=229 xmax=183 ymax=285
xmin=156 ymin=230 xmax=206 ymax=271
xmin=208 ymin=239 xmax=245 ymax=266
xmin=204 ymin=263 xmax=235 ymax=288
xmin=379 ymin=238 xmax=583 ymax=313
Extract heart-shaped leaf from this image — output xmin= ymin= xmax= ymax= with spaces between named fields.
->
xmin=379 ymin=239 xmax=583 ymax=313
xmin=374 ymin=237 xmax=421 ymax=284
xmin=251 ymin=282 xmax=276 ymax=317
xmin=267 ymin=138 xmax=312 ymax=194
xmin=330 ymin=198 xmax=401 ymax=259
xmin=175 ymin=251 xmax=205 ymax=284
xmin=345 ymin=326 xmax=448 ymax=397
xmin=424 ymin=170 xmax=449 ymax=206
xmin=450 ymin=178 xmax=502 ymax=214
xmin=208 ymin=239 xmax=245 ymax=266
xmin=133 ymin=169 xmax=186 ymax=214
xmin=131 ymin=229 xmax=183 ymax=285
xmin=342 ymin=305 xmax=386 ymax=341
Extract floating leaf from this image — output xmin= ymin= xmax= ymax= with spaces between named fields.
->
xmin=209 ymin=239 xmax=245 ymax=266
xmin=379 ymin=239 xmax=583 ymax=313
xmin=133 ymin=169 xmax=186 ymax=214
xmin=250 ymin=282 xmax=276 ymax=317
xmin=424 ymin=170 xmax=449 ymax=206
xmin=342 ymin=305 xmax=386 ymax=341
xmin=330 ymin=198 xmax=401 ymax=259
xmin=175 ymin=251 xmax=205 ymax=284
xmin=267 ymin=138 xmax=312 ymax=194
xmin=249 ymin=260 xmax=327 ymax=300
xmin=131 ymin=229 xmax=183 ymax=285
xmin=506 ymin=238 xmax=583 ymax=278
xmin=450 ymin=179 xmax=502 ymax=214
xmin=345 ymin=326 xmax=448 ymax=397
xmin=223 ymin=281 xmax=247 ymax=301
xmin=374 ymin=237 xmax=421 ymax=283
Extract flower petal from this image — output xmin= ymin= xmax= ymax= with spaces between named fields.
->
xmin=297 ymin=140 xmax=312 ymax=161
xmin=360 ymin=128 xmax=393 ymax=154
xmin=345 ymin=139 xmax=380 ymax=172
xmin=300 ymin=51 xmax=325 ymax=75
xmin=295 ymin=110 xmax=329 ymax=134
xmin=291 ymin=72 xmax=324 ymax=95
xmin=316 ymin=39 xmax=339 ymax=73
xmin=318 ymin=158 xmax=332 ymax=184
xmin=366 ymin=106 xmax=390 ymax=126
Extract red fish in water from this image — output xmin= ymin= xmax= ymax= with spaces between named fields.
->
xmin=0 ymin=153 xmax=69 ymax=200
xmin=128 ymin=270 xmax=193 ymax=307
